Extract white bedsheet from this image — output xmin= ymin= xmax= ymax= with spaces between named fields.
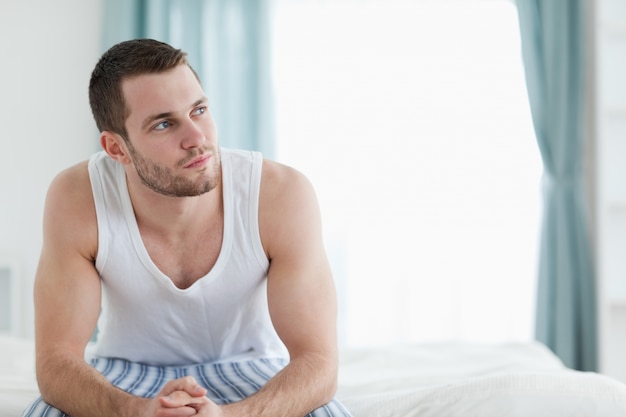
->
xmin=0 ymin=336 xmax=37 ymax=417
xmin=2 ymin=336 xmax=626 ymax=417
xmin=336 ymin=342 xmax=626 ymax=416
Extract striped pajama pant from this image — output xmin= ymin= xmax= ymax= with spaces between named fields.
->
xmin=22 ymin=356 xmax=352 ymax=417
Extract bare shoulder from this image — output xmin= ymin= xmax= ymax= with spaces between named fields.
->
xmin=260 ymin=159 xmax=316 ymax=199
xmin=45 ymin=160 xmax=94 ymax=218
xmin=259 ymin=159 xmax=323 ymax=258
xmin=43 ymin=160 xmax=97 ymax=260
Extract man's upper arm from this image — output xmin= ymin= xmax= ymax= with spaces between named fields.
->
xmin=34 ymin=162 xmax=101 ymax=359
xmin=259 ymin=160 xmax=338 ymax=360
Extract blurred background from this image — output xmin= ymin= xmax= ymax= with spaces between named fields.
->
xmin=0 ymin=0 xmax=624 ymax=381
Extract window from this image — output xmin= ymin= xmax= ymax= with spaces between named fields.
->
xmin=272 ymin=0 xmax=541 ymax=347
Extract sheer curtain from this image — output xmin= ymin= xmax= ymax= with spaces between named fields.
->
xmin=271 ymin=0 xmax=542 ymax=347
xmin=101 ymin=0 xmax=275 ymax=156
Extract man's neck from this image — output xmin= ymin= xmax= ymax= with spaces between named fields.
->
xmin=125 ymin=173 xmax=223 ymax=239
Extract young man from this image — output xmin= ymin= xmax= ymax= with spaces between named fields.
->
xmin=23 ymin=39 xmax=351 ymax=417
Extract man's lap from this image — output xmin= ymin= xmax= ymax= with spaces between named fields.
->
xmin=22 ymin=356 xmax=351 ymax=417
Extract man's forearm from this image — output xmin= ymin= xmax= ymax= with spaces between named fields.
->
xmin=37 ymin=351 xmax=146 ymax=417
xmin=221 ymin=352 xmax=338 ymax=417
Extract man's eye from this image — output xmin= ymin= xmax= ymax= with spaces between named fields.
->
xmin=154 ymin=121 xmax=171 ymax=131
xmin=193 ymin=106 xmax=206 ymax=116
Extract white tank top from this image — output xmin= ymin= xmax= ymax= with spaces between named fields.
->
xmin=88 ymin=149 xmax=288 ymax=366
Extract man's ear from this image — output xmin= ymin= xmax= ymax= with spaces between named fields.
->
xmin=100 ymin=131 xmax=132 ymax=165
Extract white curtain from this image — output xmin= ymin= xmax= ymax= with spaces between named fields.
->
xmin=272 ymin=0 xmax=542 ymax=347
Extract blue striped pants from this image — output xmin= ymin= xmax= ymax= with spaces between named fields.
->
xmin=22 ymin=356 xmax=352 ymax=417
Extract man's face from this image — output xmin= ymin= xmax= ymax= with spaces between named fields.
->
xmin=121 ymin=65 xmax=221 ymax=197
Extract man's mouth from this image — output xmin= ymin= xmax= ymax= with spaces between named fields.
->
xmin=184 ymin=154 xmax=210 ymax=169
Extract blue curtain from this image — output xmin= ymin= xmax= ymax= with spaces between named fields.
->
xmin=515 ymin=0 xmax=597 ymax=371
xmin=101 ymin=0 xmax=275 ymax=157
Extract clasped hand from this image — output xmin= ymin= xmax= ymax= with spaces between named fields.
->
xmin=149 ymin=376 xmax=222 ymax=417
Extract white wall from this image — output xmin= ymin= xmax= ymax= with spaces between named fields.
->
xmin=0 ymin=0 xmax=104 ymax=338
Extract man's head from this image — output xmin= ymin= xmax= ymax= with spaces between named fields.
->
xmin=91 ymin=39 xmax=221 ymax=198
xmin=89 ymin=38 xmax=199 ymax=141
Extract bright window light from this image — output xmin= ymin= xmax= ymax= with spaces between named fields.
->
xmin=271 ymin=0 xmax=542 ymax=347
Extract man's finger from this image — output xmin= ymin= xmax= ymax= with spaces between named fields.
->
xmin=159 ymin=390 xmax=210 ymax=408
xmin=154 ymin=404 xmax=198 ymax=417
xmin=160 ymin=376 xmax=208 ymax=397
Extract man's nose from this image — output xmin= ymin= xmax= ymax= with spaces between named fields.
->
xmin=181 ymin=119 xmax=205 ymax=149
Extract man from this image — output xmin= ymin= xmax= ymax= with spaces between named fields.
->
xmin=23 ymin=39 xmax=351 ymax=417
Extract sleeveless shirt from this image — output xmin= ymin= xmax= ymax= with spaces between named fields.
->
xmin=87 ymin=149 xmax=288 ymax=366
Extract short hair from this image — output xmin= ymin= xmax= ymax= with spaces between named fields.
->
xmin=88 ymin=38 xmax=199 ymax=141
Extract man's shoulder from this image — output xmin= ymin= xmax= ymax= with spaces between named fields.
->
xmin=220 ymin=147 xmax=313 ymax=197
xmin=260 ymin=158 xmax=310 ymax=190
xmin=53 ymin=151 xmax=114 ymax=187
xmin=258 ymin=158 xmax=318 ymax=226
xmin=45 ymin=159 xmax=96 ymax=222
xmin=42 ymin=158 xmax=98 ymax=259
xmin=50 ymin=159 xmax=91 ymax=194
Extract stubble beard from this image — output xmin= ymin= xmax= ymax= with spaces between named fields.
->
xmin=128 ymin=145 xmax=222 ymax=197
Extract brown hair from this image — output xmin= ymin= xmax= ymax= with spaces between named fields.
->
xmin=88 ymin=39 xmax=199 ymax=141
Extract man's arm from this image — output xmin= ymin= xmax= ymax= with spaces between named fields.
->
xmin=219 ymin=160 xmax=339 ymax=417
xmin=34 ymin=163 xmax=207 ymax=417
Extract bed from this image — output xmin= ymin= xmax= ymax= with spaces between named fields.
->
xmin=2 ymin=335 xmax=626 ymax=417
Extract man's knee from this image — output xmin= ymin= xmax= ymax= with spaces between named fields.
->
xmin=22 ymin=397 xmax=69 ymax=417
xmin=308 ymin=398 xmax=352 ymax=417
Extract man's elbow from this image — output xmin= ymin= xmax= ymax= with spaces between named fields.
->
xmin=322 ymin=375 xmax=338 ymax=404
xmin=317 ymin=354 xmax=339 ymax=403
xmin=35 ymin=348 xmax=81 ymax=405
